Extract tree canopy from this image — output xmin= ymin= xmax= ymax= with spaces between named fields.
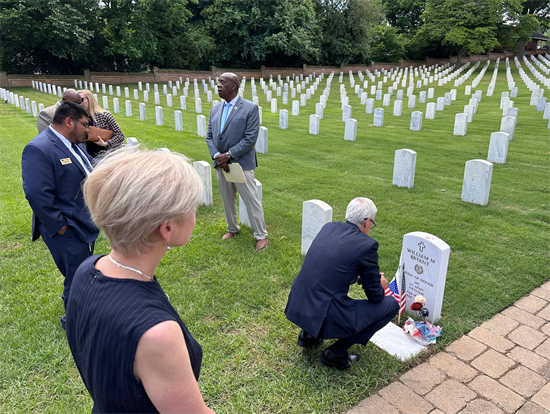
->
xmin=0 ymin=0 xmax=547 ymax=74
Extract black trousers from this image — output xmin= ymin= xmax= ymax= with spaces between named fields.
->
xmin=327 ymin=296 xmax=400 ymax=354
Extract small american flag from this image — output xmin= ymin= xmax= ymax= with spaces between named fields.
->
xmin=384 ymin=264 xmax=407 ymax=316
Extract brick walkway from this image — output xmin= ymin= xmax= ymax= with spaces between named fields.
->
xmin=347 ymin=281 xmax=550 ymax=414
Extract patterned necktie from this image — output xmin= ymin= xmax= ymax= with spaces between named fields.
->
xmin=220 ymin=102 xmax=231 ymax=133
xmin=72 ymin=143 xmax=93 ymax=172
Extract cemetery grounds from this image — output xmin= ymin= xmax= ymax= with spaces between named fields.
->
xmin=0 ymin=60 xmax=549 ymax=413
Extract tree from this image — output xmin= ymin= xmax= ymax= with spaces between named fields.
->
xmin=382 ymin=0 xmax=426 ymax=35
xmin=203 ymin=0 xmax=319 ymax=68
xmin=414 ymin=0 xmax=518 ymax=65
xmin=370 ymin=25 xmax=407 ymax=63
xmin=0 ymin=0 xmax=97 ymax=74
xmin=314 ymin=0 xmax=385 ymax=65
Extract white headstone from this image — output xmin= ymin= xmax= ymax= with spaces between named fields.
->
xmin=102 ymin=95 xmax=108 ymax=109
xmin=315 ymin=102 xmax=323 ymax=119
xmin=365 ymin=98 xmax=375 ymax=114
xmin=166 ymin=94 xmax=172 ymax=107
xmin=292 ymin=100 xmax=299 ymax=116
xmin=400 ymin=231 xmax=450 ymax=323
xmin=257 ymin=126 xmax=268 ymax=154
xmin=155 ymin=106 xmax=163 ymax=126
xmin=453 ymin=113 xmax=468 ymax=136
xmin=174 ymin=110 xmax=183 ymax=131
xmin=126 ymin=137 xmax=139 ymax=150
xmin=393 ymin=100 xmax=402 ymax=116
xmin=487 ymin=132 xmax=509 ymax=164
xmin=410 ymin=111 xmax=422 ymax=131
xmin=373 ymin=108 xmax=384 ymax=127
xmin=125 ymin=100 xmax=132 ymax=117
xmin=393 ymin=149 xmax=417 ymax=189
xmin=113 ymin=98 xmax=119 ymax=114
xmin=309 ymin=114 xmax=320 ymax=135
xmin=193 ymin=161 xmax=213 ymax=206
xmin=180 ymin=96 xmax=186 ymax=110
xmin=279 ymin=109 xmax=288 ymax=129
xmin=500 ymin=116 xmax=516 ymax=140
xmin=462 ymin=159 xmax=493 ymax=206
xmin=144 ymin=91 xmax=149 ymax=102
xmin=301 ymin=200 xmax=333 ymax=255
xmin=139 ymin=103 xmax=146 ymax=121
xmin=154 ymin=92 xmax=160 ymax=105
xmin=464 ymin=105 xmax=474 ymax=122
xmin=342 ymin=105 xmax=351 ymax=122
xmin=197 ymin=115 xmax=206 ymax=137
xmin=425 ymin=102 xmax=436 ymax=119
xmin=344 ymin=118 xmax=357 ymax=141
xmin=195 ymin=98 xmax=202 ymax=113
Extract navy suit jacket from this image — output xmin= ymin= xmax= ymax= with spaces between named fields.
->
xmin=21 ymin=127 xmax=99 ymax=243
xmin=285 ymin=221 xmax=385 ymax=339
xmin=205 ymin=96 xmax=259 ymax=170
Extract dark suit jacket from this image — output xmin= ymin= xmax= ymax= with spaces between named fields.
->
xmin=285 ymin=221 xmax=385 ymax=339
xmin=21 ymin=127 xmax=99 ymax=243
xmin=205 ymin=96 xmax=259 ymax=170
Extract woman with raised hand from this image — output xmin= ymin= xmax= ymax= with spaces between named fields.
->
xmin=66 ymin=149 xmax=214 ymax=414
xmin=78 ymin=89 xmax=125 ymax=158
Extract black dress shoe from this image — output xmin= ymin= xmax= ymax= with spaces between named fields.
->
xmin=297 ymin=330 xmax=323 ymax=348
xmin=319 ymin=349 xmax=359 ymax=370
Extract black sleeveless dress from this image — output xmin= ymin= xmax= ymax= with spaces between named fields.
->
xmin=66 ymin=255 xmax=203 ymax=413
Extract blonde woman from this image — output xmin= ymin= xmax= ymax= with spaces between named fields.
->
xmin=78 ymin=89 xmax=125 ymax=158
xmin=66 ymin=149 xmax=214 ymax=413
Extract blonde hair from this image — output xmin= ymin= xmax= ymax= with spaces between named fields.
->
xmin=83 ymin=149 xmax=203 ymax=255
xmin=78 ymin=89 xmax=106 ymax=120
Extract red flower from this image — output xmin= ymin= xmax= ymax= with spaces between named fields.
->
xmin=411 ymin=302 xmax=423 ymax=311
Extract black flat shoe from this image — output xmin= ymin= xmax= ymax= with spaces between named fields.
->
xmin=297 ymin=330 xmax=323 ymax=348
xmin=319 ymin=349 xmax=359 ymax=370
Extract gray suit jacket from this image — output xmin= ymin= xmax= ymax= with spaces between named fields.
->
xmin=206 ymin=96 xmax=259 ymax=171
xmin=37 ymin=102 xmax=59 ymax=133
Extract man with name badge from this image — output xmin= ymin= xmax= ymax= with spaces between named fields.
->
xmin=206 ymin=72 xmax=268 ymax=250
xmin=22 ymin=102 xmax=99 ymax=329
xmin=37 ymin=88 xmax=83 ymax=133
xmin=285 ymin=197 xmax=399 ymax=370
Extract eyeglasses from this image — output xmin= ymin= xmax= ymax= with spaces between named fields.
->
xmin=365 ymin=218 xmax=376 ymax=229
xmin=72 ymin=118 xmax=89 ymax=128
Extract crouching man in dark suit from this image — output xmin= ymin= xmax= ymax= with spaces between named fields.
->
xmin=285 ymin=197 xmax=399 ymax=370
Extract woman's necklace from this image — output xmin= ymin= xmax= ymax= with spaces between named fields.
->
xmin=108 ymin=255 xmax=152 ymax=281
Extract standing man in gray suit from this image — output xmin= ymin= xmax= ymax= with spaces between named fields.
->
xmin=37 ymin=89 xmax=83 ymax=133
xmin=206 ymin=73 xmax=268 ymax=250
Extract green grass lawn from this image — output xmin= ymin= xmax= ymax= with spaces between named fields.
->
xmin=1 ymin=61 xmax=549 ymax=413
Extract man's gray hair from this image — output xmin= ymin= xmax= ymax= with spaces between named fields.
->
xmin=345 ymin=197 xmax=377 ymax=226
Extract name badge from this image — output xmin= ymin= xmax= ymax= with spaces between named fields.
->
xmin=60 ymin=158 xmax=72 ymax=165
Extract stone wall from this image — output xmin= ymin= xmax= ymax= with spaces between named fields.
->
xmin=1 ymin=51 xmax=546 ymax=88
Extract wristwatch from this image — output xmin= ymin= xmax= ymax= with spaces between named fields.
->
xmin=226 ymin=151 xmax=232 ymax=159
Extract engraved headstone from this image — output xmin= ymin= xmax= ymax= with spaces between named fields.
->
xmin=342 ymin=105 xmax=351 ymax=122
xmin=195 ymin=98 xmax=202 ymax=113
xmin=292 ymin=100 xmax=299 ymax=116
xmin=193 ymin=161 xmax=213 ymax=206
xmin=301 ymin=200 xmax=333 ymax=255
xmin=462 ymin=159 xmax=493 ymax=206
xmin=102 ymin=95 xmax=109 ymax=110
xmin=180 ymin=96 xmax=186 ymax=110
xmin=366 ymin=98 xmax=374 ymax=114
xmin=464 ymin=105 xmax=474 ymax=122
xmin=410 ymin=111 xmax=422 ymax=131
xmin=487 ymin=132 xmax=509 ymax=164
xmin=316 ymin=102 xmax=324 ymax=119
xmin=125 ymin=100 xmax=132 ymax=117
xmin=279 ymin=109 xmax=288 ymax=129
xmin=371 ymin=322 xmax=429 ymax=362
xmin=400 ymin=232 xmax=450 ymax=323
xmin=393 ymin=149 xmax=416 ymax=189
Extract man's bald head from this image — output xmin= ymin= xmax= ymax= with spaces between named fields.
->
xmin=62 ymin=89 xmax=82 ymax=105
xmin=217 ymin=73 xmax=239 ymax=101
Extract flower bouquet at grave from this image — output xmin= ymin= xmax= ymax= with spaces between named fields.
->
xmin=403 ymin=295 xmax=442 ymax=345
